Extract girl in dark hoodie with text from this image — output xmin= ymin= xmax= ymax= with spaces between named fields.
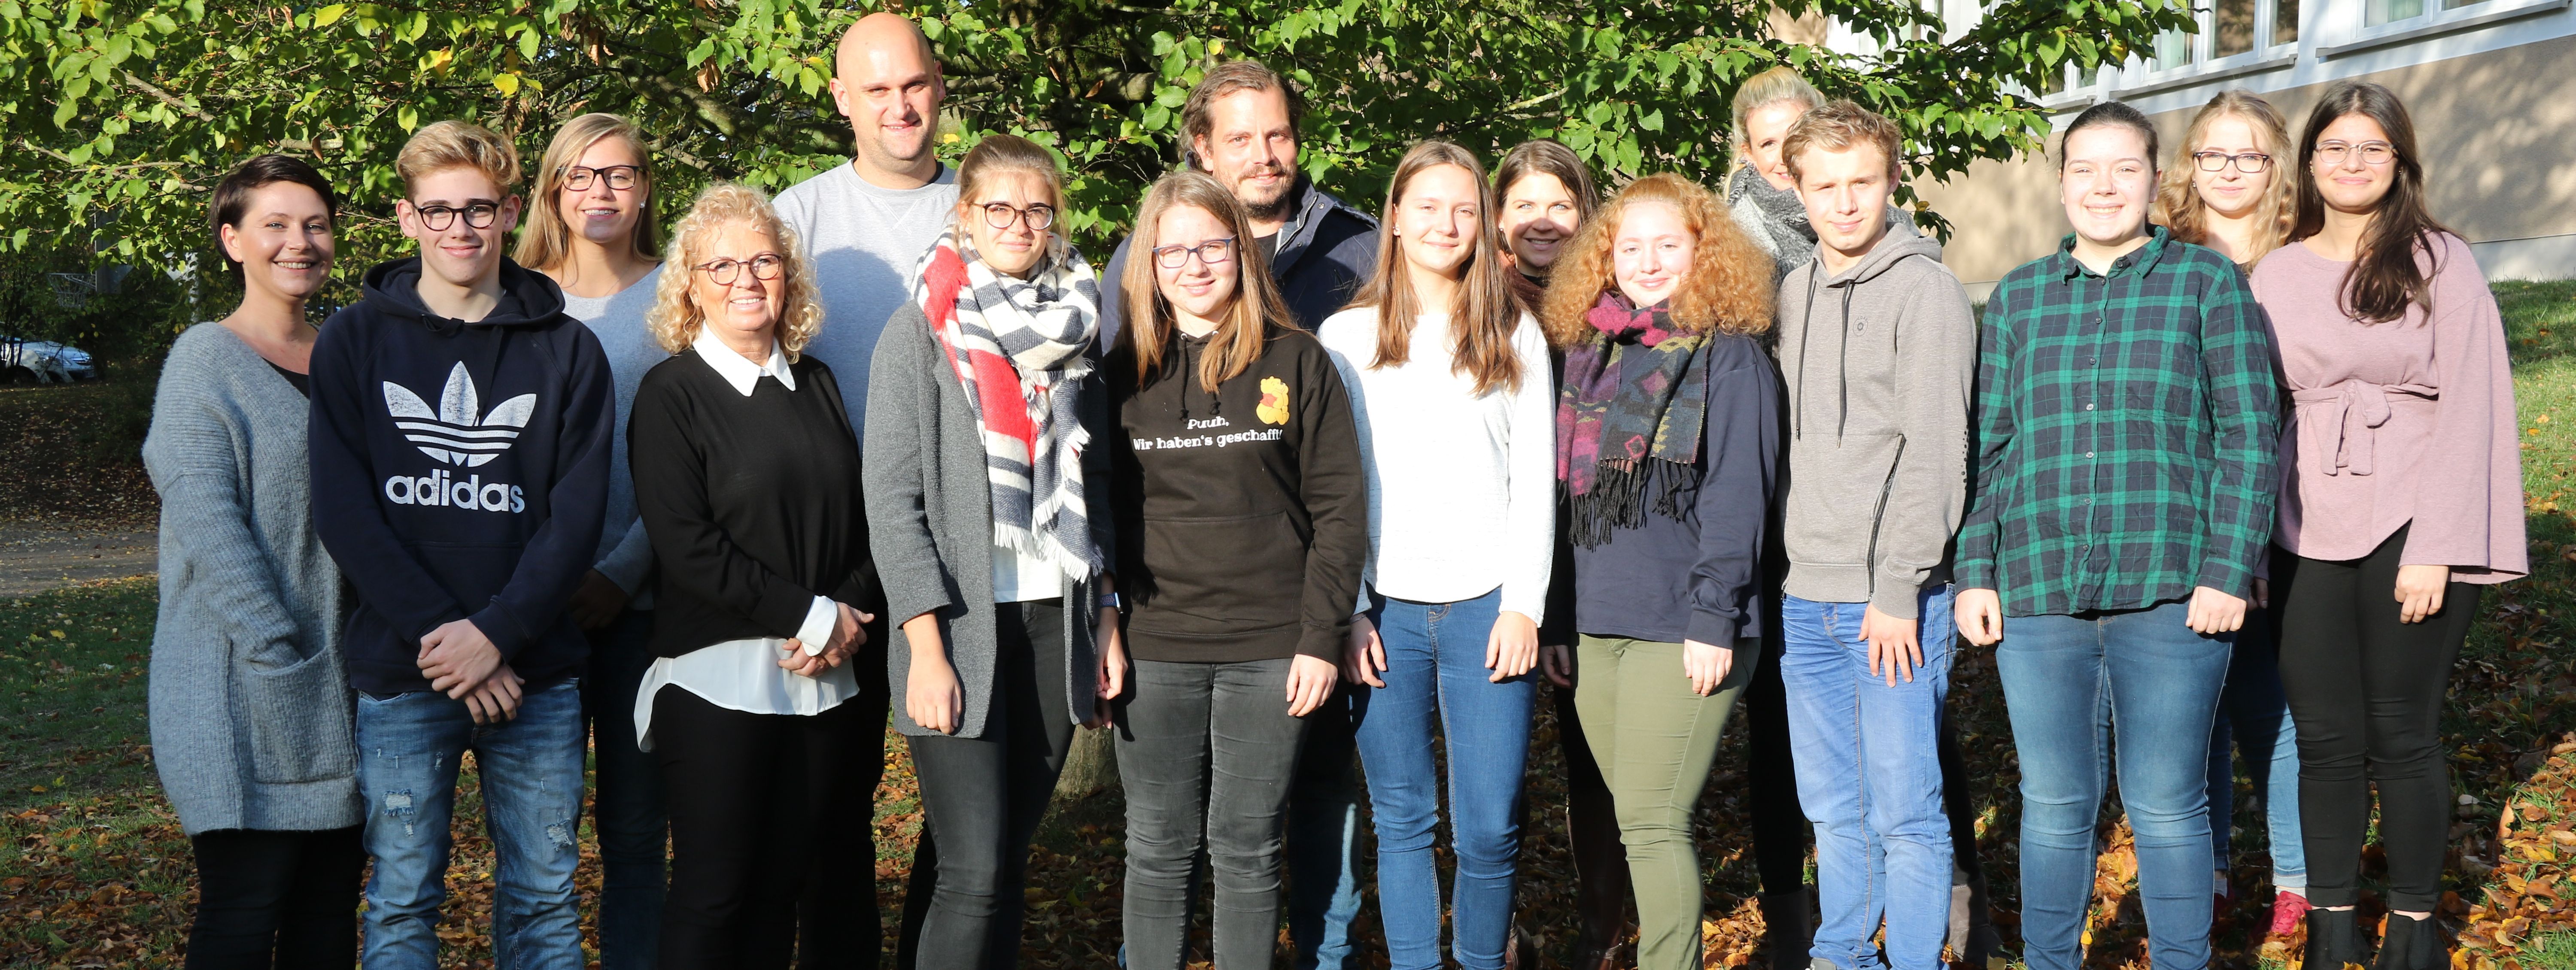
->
xmin=1104 ymin=169 xmax=1368 ymax=970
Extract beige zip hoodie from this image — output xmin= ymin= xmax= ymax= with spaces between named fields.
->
xmin=1772 ymin=222 xmax=1977 ymax=619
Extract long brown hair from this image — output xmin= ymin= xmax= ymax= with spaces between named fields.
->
xmin=1345 ymin=140 xmax=1525 ymax=396
xmin=515 ymin=113 xmax=659 ymax=272
xmin=2154 ymin=91 xmax=2297 ymax=264
xmin=1539 ymin=173 xmax=1774 ymax=348
xmin=2291 ymin=81 xmax=2450 ymax=324
xmin=1113 ymin=170 xmax=1300 ymax=393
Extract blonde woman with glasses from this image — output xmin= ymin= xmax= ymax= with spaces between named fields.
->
xmin=628 ymin=182 xmax=880 ymax=967
xmin=514 ymin=111 xmax=670 ymax=969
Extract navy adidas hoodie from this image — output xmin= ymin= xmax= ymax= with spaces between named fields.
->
xmin=308 ymin=256 xmax=614 ymax=694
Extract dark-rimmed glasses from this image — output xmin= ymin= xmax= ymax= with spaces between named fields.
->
xmin=1151 ymin=237 xmax=1237 ymax=270
xmin=560 ymin=164 xmax=641 ymax=192
xmin=2192 ymin=151 xmax=2272 ymax=174
xmin=413 ymin=202 xmax=501 ymax=231
xmin=693 ymin=253 xmax=785 ymax=286
xmin=2315 ymin=142 xmax=2396 ymax=167
xmin=979 ymin=202 xmax=1056 ymax=231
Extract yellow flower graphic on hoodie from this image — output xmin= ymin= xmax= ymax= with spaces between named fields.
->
xmin=1257 ymin=376 xmax=1291 ymax=425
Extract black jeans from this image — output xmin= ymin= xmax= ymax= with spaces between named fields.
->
xmin=185 ymin=825 xmax=365 ymax=969
xmin=1744 ymin=629 xmax=1812 ymax=899
xmin=655 ymin=683 xmax=879 ymax=969
xmin=2276 ymin=526 xmax=2481 ymax=912
xmin=903 ymin=599 xmax=1077 ymax=970
xmin=1117 ymin=657 xmax=1311 ymax=970
xmin=584 ymin=608 xmax=669 ymax=970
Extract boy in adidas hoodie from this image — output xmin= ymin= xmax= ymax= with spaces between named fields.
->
xmin=1768 ymin=102 xmax=1978 ymax=970
xmin=308 ymin=120 xmax=613 ymax=970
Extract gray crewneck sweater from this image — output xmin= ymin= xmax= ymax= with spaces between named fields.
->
xmin=143 ymin=322 xmax=359 ymax=835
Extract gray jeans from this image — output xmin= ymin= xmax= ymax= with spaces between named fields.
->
xmin=1115 ymin=657 xmax=1309 ymax=970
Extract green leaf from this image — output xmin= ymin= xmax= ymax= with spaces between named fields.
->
xmin=312 ymin=4 xmax=347 ymax=28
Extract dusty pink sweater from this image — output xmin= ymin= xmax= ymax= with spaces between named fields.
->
xmin=2251 ymin=233 xmax=2527 ymax=582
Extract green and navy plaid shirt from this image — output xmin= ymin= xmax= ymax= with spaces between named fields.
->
xmin=1954 ymin=227 xmax=2279 ymax=617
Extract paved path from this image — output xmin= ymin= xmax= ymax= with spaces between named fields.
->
xmin=0 ymin=522 xmax=156 ymax=599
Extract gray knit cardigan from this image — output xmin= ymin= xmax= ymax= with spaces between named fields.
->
xmin=143 ymin=323 xmax=359 ymax=835
xmin=863 ymin=302 xmax=1114 ymax=739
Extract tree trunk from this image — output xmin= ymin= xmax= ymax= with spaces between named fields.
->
xmin=1053 ymin=724 xmax=1118 ymax=802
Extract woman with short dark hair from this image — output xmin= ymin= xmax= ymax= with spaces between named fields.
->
xmin=147 ymin=153 xmax=364 ymax=969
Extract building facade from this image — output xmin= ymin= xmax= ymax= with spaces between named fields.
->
xmin=1876 ymin=0 xmax=2575 ymax=295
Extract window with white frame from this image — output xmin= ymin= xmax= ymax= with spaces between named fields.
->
xmin=2149 ymin=0 xmax=2300 ymax=71
xmin=2366 ymin=0 xmax=2485 ymax=26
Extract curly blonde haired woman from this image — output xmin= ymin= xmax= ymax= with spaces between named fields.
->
xmin=2153 ymin=90 xmax=2299 ymax=267
xmin=626 ymin=182 xmax=882 ymax=967
xmin=1539 ymin=173 xmax=1780 ymax=970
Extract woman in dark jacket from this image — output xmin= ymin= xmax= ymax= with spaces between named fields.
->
xmin=1537 ymin=173 xmax=1782 ymax=970
xmin=628 ymin=182 xmax=877 ymax=967
xmin=1104 ymin=169 xmax=1369 ymax=970
xmin=862 ymin=134 xmax=1122 ymax=970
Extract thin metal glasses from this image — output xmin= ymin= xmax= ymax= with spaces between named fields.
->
xmin=2314 ymin=142 xmax=2396 ymax=167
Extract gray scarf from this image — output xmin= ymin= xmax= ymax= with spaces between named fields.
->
xmin=1728 ymin=164 xmax=1815 ymax=281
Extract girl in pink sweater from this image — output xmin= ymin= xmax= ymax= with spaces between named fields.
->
xmin=2252 ymin=81 xmax=2527 ymax=970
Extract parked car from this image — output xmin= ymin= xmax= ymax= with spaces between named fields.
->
xmin=1 ymin=334 xmax=97 ymax=383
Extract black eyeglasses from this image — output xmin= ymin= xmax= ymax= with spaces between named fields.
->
xmin=2192 ymin=151 xmax=2272 ymax=174
xmin=979 ymin=202 xmax=1056 ymax=231
xmin=2314 ymin=142 xmax=2396 ymax=167
xmin=560 ymin=164 xmax=640 ymax=192
xmin=413 ymin=202 xmax=501 ymax=231
xmin=1151 ymin=237 xmax=1237 ymax=270
xmin=693 ymin=253 xmax=785 ymax=285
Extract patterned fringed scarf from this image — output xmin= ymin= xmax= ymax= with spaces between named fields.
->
xmin=910 ymin=226 xmax=1106 ymax=577
xmin=1555 ymin=290 xmax=1711 ymax=548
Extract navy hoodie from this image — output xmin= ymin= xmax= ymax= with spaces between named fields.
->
xmin=309 ymin=257 xmax=614 ymax=694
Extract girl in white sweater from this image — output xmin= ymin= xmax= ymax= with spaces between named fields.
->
xmin=1317 ymin=139 xmax=1555 ymax=970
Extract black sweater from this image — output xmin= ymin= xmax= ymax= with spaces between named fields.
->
xmin=308 ymin=258 xmax=613 ymax=693
xmin=1105 ymin=325 xmax=1368 ymax=663
xmin=629 ymin=349 xmax=876 ymax=657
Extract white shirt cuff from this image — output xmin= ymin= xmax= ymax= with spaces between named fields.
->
xmin=795 ymin=596 xmax=837 ymax=656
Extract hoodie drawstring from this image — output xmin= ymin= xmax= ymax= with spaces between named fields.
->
xmin=1793 ymin=270 xmax=1821 ymax=441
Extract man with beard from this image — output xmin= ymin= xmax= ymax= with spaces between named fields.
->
xmin=1098 ymin=59 xmax=1379 ymax=970
xmin=772 ymin=11 xmax=951 ymax=967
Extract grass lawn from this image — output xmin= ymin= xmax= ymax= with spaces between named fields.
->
xmin=0 ymin=281 xmax=2571 ymax=969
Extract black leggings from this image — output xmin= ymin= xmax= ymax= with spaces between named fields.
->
xmin=185 ymin=825 xmax=365 ymax=969
xmin=904 ymin=599 xmax=1076 ymax=970
xmin=655 ymin=685 xmax=879 ymax=969
xmin=2275 ymin=526 xmax=2481 ymax=912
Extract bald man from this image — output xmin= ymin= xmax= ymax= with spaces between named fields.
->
xmin=775 ymin=11 xmax=958 ymax=440
xmin=769 ymin=12 xmax=950 ymax=970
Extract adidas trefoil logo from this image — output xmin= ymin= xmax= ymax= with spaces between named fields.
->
xmin=383 ymin=362 xmax=536 ymax=467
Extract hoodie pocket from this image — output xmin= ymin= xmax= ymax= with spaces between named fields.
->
xmin=1130 ymin=511 xmax=1307 ymax=636
xmin=1783 ymin=432 xmax=1906 ymax=580
xmin=235 ymin=643 xmax=355 ymax=785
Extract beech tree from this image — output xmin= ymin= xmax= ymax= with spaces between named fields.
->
xmin=4 ymin=0 xmax=2187 ymax=274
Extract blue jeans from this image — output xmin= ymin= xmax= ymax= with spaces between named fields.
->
xmin=357 ymin=679 xmax=588 ymax=970
xmin=1780 ymin=588 xmax=1956 ymax=970
xmin=2205 ymin=610 xmax=2304 ymax=889
xmin=1997 ymin=602 xmax=2230 ymax=970
xmin=1351 ymin=590 xmax=1535 ymax=970
xmin=583 ymin=609 xmax=667 ymax=970
xmin=1287 ymin=683 xmax=1361 ymax=970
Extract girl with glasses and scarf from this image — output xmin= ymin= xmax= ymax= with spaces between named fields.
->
xmin=863 ymin=133 xmax=1125 ymax=970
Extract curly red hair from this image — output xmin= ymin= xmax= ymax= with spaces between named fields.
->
xmin=1539 ymin=173 xmax=1774 ymax=348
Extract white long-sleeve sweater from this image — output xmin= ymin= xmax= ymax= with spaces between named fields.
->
xmin=1317 ymin=308 xmax=1555 ymax=620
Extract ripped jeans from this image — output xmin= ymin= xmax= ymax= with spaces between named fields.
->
xmin=356 ymin=679 xmax=587 ymax=970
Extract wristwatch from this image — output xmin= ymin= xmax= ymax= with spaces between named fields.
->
xmin=1096 ymin=591 xmax=1124 ymax=612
